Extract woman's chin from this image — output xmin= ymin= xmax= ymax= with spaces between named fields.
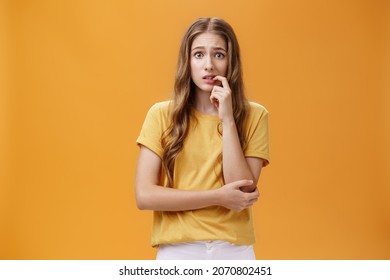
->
xmin=194 ymin=85 xmax=213 ymax=94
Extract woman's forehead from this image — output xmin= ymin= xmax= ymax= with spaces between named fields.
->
xmin=191 ymin=32 xmax=227 ymax=50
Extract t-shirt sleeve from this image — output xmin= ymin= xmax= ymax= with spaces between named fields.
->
xmin=136 ymin=104 xmax=165 ymax=159
xmin=244 ymin=104 xmax=271 ymax=166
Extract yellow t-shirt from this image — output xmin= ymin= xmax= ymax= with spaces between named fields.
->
xmin=136 ymin=100 xmax=270 ymax=247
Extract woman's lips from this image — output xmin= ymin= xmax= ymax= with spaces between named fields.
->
xmin=204 ymin=79 xmax=215 ymax=84
xmin=203 ymin=75 xmax=216 ymax=84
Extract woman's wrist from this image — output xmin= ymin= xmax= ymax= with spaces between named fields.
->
xmin=207 ymin=188 xmax=221 ymax=207
xmin=222 ymin=118 xmax=236 ymax=130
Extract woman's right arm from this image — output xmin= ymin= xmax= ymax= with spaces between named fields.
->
xmin=135 ymin=146 xmax=259 ymax=212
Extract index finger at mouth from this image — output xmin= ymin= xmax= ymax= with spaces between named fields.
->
xmin=213 ymin=76 xmax=230 ymax=89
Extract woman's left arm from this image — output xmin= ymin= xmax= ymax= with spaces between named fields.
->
xmin=211 ymin=76 xmax=264 ymax=192
xmin=222 ymin=120 xmax=263 ymax=192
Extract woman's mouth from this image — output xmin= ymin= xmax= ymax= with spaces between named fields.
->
xmin=203 ymin=75 xmax=216 ymax=84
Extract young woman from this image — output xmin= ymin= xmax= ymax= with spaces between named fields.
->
xmin=135 ymin=17 xmax=270 ymax=260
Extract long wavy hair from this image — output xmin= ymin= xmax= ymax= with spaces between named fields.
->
xmin=161 ymin=17 xmax=249 ymax=187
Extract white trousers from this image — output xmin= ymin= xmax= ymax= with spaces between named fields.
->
xmin=156 ymin=240 xmax=256 ymax=260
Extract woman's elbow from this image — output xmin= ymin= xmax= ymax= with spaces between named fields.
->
xmin=135 ymin=188 xmax=149 ymax=210
xmin=136 ymin=199 xmax=146 ymax=210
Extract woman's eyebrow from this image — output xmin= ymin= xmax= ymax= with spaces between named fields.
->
xmin=213 ymin=47 xmax=227 ymax=52
xmin=191 ymin=46 xmax=205 ymax=51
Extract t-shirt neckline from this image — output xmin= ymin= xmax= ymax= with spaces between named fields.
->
xmin=191 ymin=107 xmax=220 ymax=121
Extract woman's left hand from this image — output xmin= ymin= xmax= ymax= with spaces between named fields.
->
xmin=210 ymin=76 xmax=234 ymax=122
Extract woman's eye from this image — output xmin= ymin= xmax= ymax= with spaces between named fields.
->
xmin=215 ymin=53 xmax=225 ymax=59
xmin=194 ymin=52 xmax=203 ymax=58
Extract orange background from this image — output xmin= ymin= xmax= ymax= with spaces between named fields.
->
xmin=1 ymin=0 xmax=389 ymax=259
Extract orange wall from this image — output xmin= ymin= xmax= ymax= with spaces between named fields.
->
xmin=1 ymin=0 xmax=389 ymax=259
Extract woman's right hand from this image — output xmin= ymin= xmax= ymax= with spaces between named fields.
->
xmin=216 ymin=180 xmax=259 ymax=212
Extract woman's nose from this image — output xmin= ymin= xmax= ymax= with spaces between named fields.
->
xmin=204 ymin=56 xmax=214 ymax=71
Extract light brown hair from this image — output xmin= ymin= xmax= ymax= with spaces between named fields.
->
xmin=161 ymin=17 xmax=248 ymax=187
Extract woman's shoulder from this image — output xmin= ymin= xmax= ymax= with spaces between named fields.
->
xmin=150 ymin=100 xmax=172 ymax=110
xmin=247 ymin=101 xmax=269 ymax=116
xmin=148 ymin=100 xmax=173 ymax=116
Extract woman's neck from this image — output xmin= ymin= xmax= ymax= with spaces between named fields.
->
xmin=193 ymin=90 xmax=218 ymax=115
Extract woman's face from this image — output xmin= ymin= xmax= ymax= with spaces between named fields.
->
xmin=190 ymin=32 xmax=228 ymax=95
